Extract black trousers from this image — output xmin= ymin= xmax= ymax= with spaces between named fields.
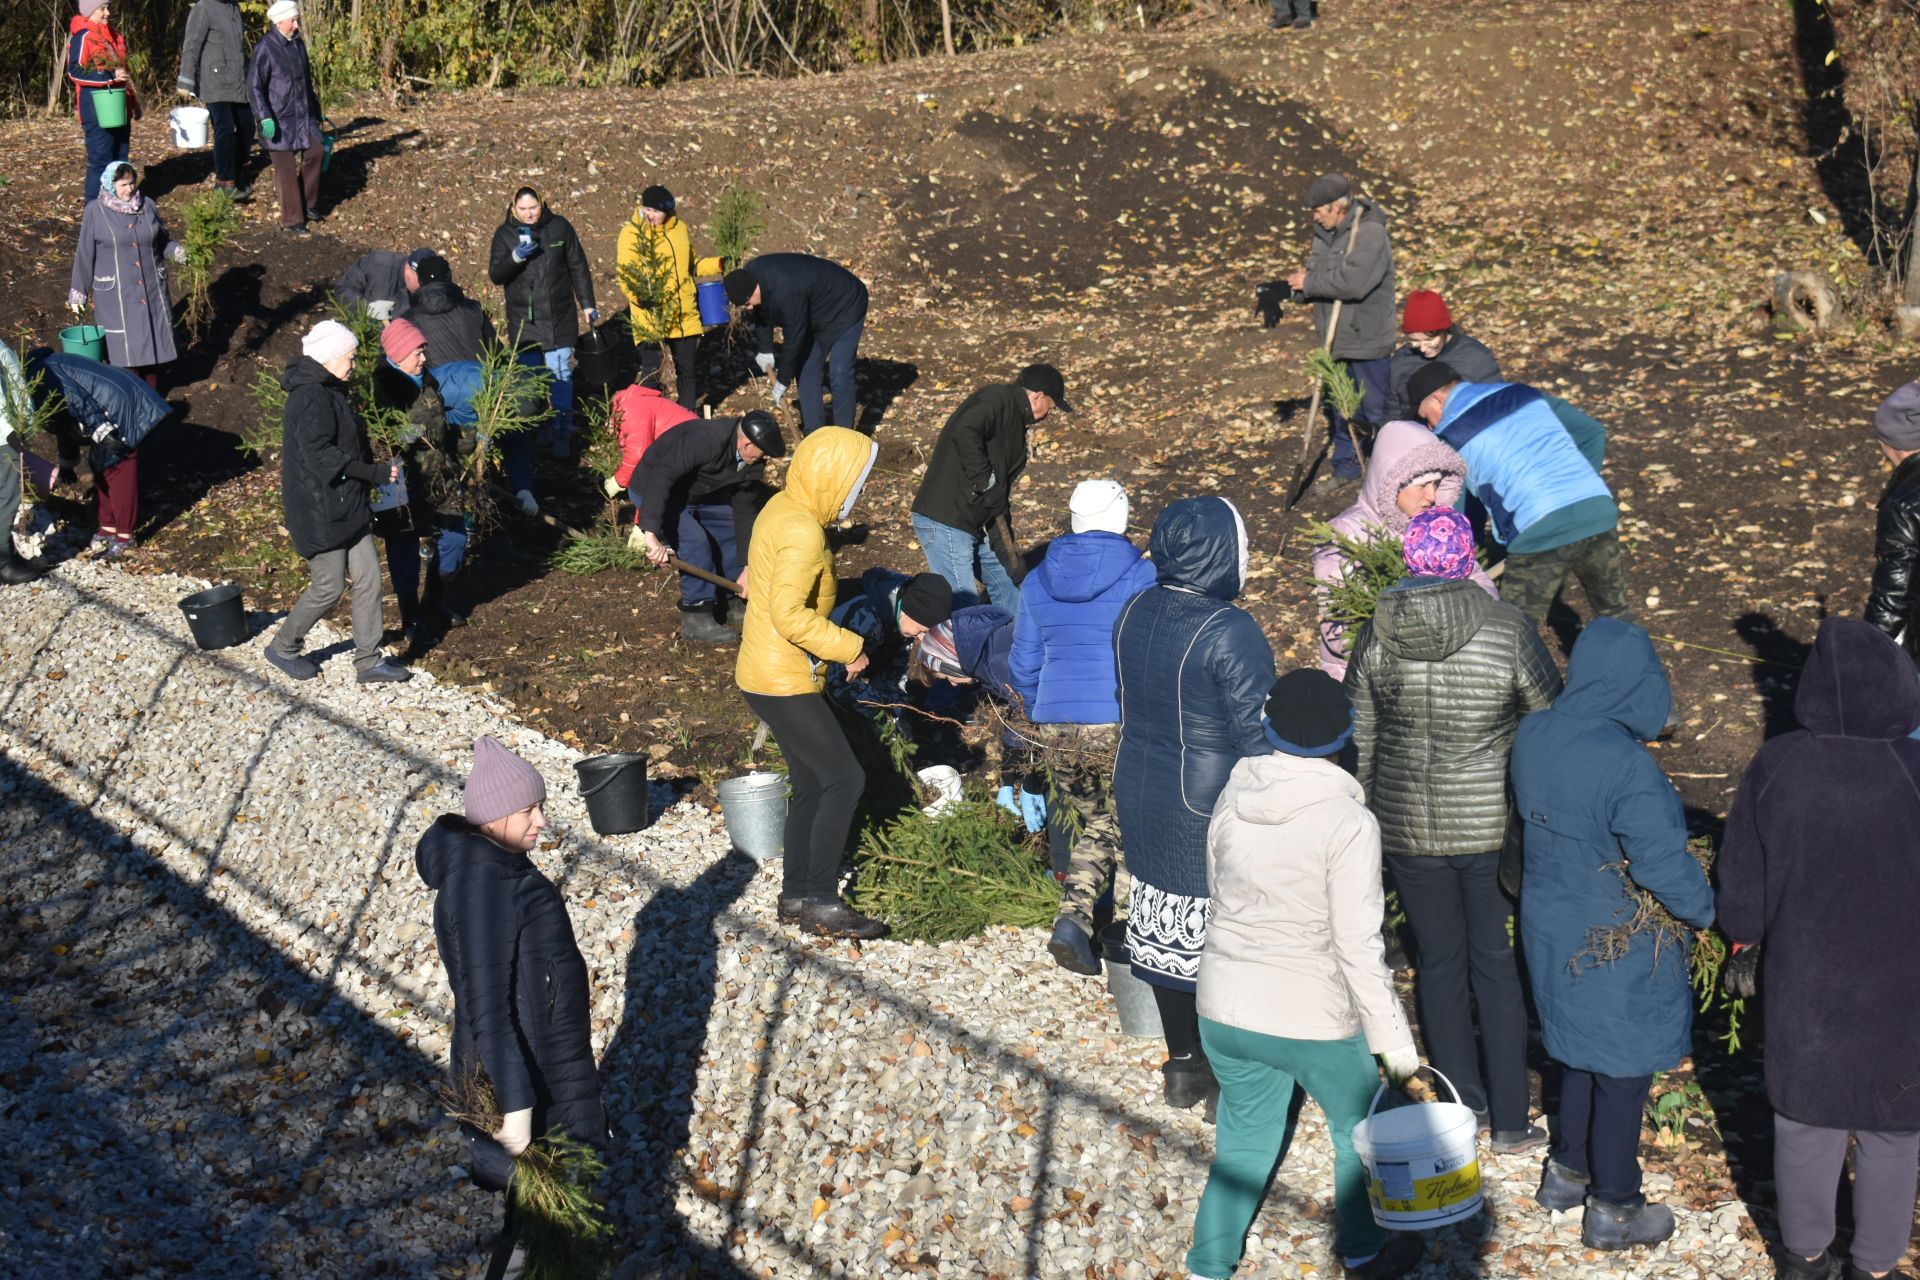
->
xmin=1553 ymin=1068 xmax=1652 ymax=1206
xmin=1388 ymin=850 xmax=1532 ymax=1131
xmin=205 ymin=100 xmax=254 ymax=184
xmin=665 ymin=333 xmax=701 ymax=410
xmin=741 ymin=690 xmax=864 ymax=900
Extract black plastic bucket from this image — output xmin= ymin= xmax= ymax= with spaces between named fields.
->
xmin=179 ymin=583 xmax=246 ymax=650
xmin=575 ymin=752 xmax=650 ymax=835
xmin=575 ymin=317 xmax=635 ymax=389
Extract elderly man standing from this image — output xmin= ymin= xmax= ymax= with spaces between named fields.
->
xmin=1287 ymin=173 xmax=1396 ymax=485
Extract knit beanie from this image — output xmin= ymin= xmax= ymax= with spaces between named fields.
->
xmin=640 ymin=185 xmax=675 ymax=214
xmin=1401 ymin=290 xmax=1452 ymax=334
xmin=1875 ymin=382 xmax=1920 ymax=452
xmin=1305 ymin=173 xmax=1350 ymax=208
xmin=78 ymin=0 xmax=108 ymax=19
xmin=464 ymin=735 xmax=547 ymax=825
xmin=300 ymin=319 xmax=358 ymax=366
xmin=266 ymin=0 xmax=299 ymax=22
xmin=1262 ymin=669 xmax=1355 ymax=757
xmin=405 ymin=246 xmax=439 ymax=271
xmin=1402 ymin=506 xmax=1477 ymax=580
xmin=898 ymin=573 xmax=953 ymax=628
xmin=1405 ymin=361 xmax=1462 ymax=414
xmin=1069 ymin=478 xmax=1129 ymax=534
xmin=380 ymin=317 xmax=427 ymax=365
xmin=414 ymin=252 xmax=451 ymax=286
xmin=723 ymin=268 xmax=760 ymax=306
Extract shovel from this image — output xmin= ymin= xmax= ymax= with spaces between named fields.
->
xmin=1284 ymin=210 xmax=1370 ymax=509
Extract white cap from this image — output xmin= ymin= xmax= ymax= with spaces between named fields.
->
xmin=266 ymin=1 xmax=300 ymax=22
xmin=1069 ymin=478 xmax=1129 ymax=535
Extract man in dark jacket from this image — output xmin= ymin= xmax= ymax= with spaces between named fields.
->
xmin=1718 ymin=618 xmax=1920 ymax=1280
xmin=909 ymin=363 xmax=1070 ymax=620
xmin=724 ymin=254 xmax=869 ymax=433
xmin=265 ymin=319 xmax=410 ymax=684
xmin=335 ymin=245 xmax=435 ymax=321
xmin=1863 ymin=381 xmax=1920 ymax=663
xmin=636 ymin=410 xmax=786 ymax=644
xmin=0 ymin=347 xmax=41 ymax=584
xmin=1286 ymin=174 xmax=1396 ymax=483
xmin=1383 ymin=290 xmax=1501 ymax=423
xmin=175 ymin=0 xmax=254 ymax=198
xmin=825 ymin=568 xmax=953 ymax=716
xmin=487 ymin=188 xmax=597 ymax=457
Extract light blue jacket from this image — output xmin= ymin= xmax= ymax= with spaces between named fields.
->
xmin=1436 ymin=382 xmax=1615 ymax=552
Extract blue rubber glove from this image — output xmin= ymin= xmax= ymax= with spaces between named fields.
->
xmin=995 ymin=785 xmax=1020 ymax=820
xmin=1017 ymin=786 xmax=1048 ymax=834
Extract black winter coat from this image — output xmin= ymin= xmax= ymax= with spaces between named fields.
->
xmin=279 ymin=355 xmax=383 ymax=558
xmin=409 ymin=279 xmax=496 ymax=369
xmin=373 ymin=361 xmax=468 ymax=524
xmin=334 ymin=250 xmax=412 ymax=317
xmin=488 ymin=205 xmax=596 ymax=353
xmin=1864 ymin=453 xmax=1920 ymax=662
xmin=1384 ymin=328 xmax=1502 ymax=422
xmin=633 ymin=416 xmax=770 ymax=555
xmin=910 ymin=384 xmax=1033 ymax=536
xmin=742 ymin=253 xmax=869 ymax=384
xmin=416 ymin=817 xmax=607 ymax=1158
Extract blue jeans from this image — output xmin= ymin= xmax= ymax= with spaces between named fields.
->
xmin=674 ymin=501 xmax=738 ymax=606
xmin=795 ymin=319 xmax=862 ymax=434
xmin=912 ymin=512 xmax=1019 ymax=620
xmin=82 ymin=123 xmax=129 ymax=204
xmin=543 ymin=346 xmax=575 ymax=438
xmin=386 ymin=522 xmax=470 ymax=623
xmin=1329 ymin=353 xmax=1390 ymax=478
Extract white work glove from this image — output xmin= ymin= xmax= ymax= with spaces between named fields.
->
xmin=770 ymin=381 xmax=787 ymax=409
xmin=642 ymin=530 xmax=671 ymax=567
xmin=626 ymin=524 xmax=647 ymax=552
xmin=753 ymin=352 xmax=775 ymax=376
xmin=514 ymin=488 xmax=539 ymax=517
xmin=602 ymin=475 xmax=621 ymax=499
xmin=164 ymin=242 xmax=188 ymax=266
xmin=367 ymin=299 xmax=395 ymax=322
xmin=493 ymin=1107 xmax=533 ymax=1157
xmin=66 ymin=291 xmax=88 ymax=316
xmin=1379 ymin=1044 xmax=1421 ymax=1086
xmin=90 ymin=420 xmax=120 ymax=444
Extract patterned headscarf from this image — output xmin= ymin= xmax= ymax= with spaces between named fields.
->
xmin=1402 ymin=506 xmax=1477 ymax=580
xmin=98 ymin=162 xmax=141 ymax=213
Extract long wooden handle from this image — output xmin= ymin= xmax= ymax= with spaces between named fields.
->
xmin=1290 ymin=210 xmax=1369 ymax=481
xmin=669 ymin=555 xmax=745 ymax=596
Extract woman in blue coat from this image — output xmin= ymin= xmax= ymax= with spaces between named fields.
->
xmin=1113 ymin=494 xmax=1274 ymax=1113
xmin=1509 ymin=618 xmax=1713 ymax=1253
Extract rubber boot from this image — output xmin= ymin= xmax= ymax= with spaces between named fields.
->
xmin=1163 ymin=1055 xmax=1217 ymax=1110
xmin=1046 ymin=918 xmax=1099 ymax=976
xmin=1582 ymin=1197 xmax=1675 ymax=1251
xmin=680 ymin=603 xmax=736 ymax=646
xmin=0 ymin=550 xmax=44 ymax=585
xmin=1536 ymin=1159 xmax=1589 ymax=1211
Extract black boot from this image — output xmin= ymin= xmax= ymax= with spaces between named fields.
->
xmin=1163 ymin=1055 xmax=1218 ymax=1110
xmin=680 ymin=602 xmax=736 ymax=646
xmin=0 ymin=551 xmax=44 ymax=584
xmin=1582 ymin=1197 xmax=1675 ymax=1250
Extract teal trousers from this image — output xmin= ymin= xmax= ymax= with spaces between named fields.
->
xmin=1187 ymin=1020 xmax=1387 ymax=1276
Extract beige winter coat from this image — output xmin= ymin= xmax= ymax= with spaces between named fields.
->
xmin=1195 ymin=752 xmax=1411 ymax=1052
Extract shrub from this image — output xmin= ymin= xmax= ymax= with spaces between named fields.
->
xmin=179 ymin=187 xmax=241 ymax=339
xmin=851 ymin=797 xmax=1059 ymax=942
xmin=1302 ymin=519 xmax=1406 ymax=629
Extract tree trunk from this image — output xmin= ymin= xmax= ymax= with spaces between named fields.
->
xmin=940 ymin=0 xmax=955 ymax=55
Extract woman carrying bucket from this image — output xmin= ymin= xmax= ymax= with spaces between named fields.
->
xmin=67 ymin=0 xmax=139 ymax=205
xmin=1187 ymin=669 xmax=1424 ymax=1280
xmin=69 ymin=162 xmax=184 ymax=390
xmin=616 ymin=184 xmax=727 ymax=412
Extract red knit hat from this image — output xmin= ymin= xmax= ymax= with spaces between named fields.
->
xmin=379 ymin=317 xmax=427 ymax=365
xmin=1401 ymin=290 xmax=1452 ymax=334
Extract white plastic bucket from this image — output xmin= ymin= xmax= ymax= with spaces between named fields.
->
xmin=169 ymin=105 xmax=211 ymax=149
xmin=717 ymin=771 xmax=787 ymax=863
xmin=1350 ymin=1065 xmax=1483 ymax=1230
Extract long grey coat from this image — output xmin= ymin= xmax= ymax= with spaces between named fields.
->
xmin=71 ymin=197 xmax=180 ymax=369
xmin=1304 ymin=196 xmax=1397 ymax=362
xmin=175 ymin=0 xmax=250 ymax=104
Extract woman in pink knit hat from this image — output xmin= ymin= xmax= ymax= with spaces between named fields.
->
xmin=372 ymin=315 xmax=473 ymax=651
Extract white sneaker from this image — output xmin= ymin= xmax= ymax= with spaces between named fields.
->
xmin=514 ymin=489 xmax=539 ymax=517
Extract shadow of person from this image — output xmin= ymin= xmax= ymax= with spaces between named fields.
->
xmin=853 ymin=357 xmax=918 ymax=435
xmin=1731 ymin=612 xmax=1813 ymax=741
xmin=317 ymin=121 xmax=422 ymax=210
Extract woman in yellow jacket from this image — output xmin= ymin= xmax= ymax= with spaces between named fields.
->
xmin=737 ymin=426 xmax=882 ymax=939
xmin=616 ymin=184 xmax=723 ymax=411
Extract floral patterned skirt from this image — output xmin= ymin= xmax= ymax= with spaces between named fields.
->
xmin=1125 ymin=879 xmax=1211 ymax=993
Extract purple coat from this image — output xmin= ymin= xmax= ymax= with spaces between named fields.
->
xmin=70 ymin=196 xmax=180 ymax=369
xmin=248 ymin=28 xmax=318 ymax=152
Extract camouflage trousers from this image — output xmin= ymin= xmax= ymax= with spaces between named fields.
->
xmin=1033 ymin=724 xmax=1128 ymax=938
xmin=1497 ymin=527 xmax=1633 ymax=630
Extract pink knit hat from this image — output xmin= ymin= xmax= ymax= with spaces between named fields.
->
xmin=464 ymin=736 xmax=547 ymax=825
xmin=380 ymin=317 xmax=427 ymax=365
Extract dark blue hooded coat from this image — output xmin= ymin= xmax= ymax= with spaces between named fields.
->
xmin=1511 ymin=618 xmax=1714 ymax=1077
xmin=1112 ymin=496 xmax=1274 ymax=900
xmin=1008 ymin=530 xmax=1155 ymax=724
xmin=1718 ymin=618 xmax=1920 ymax=1130
xmin=951 ymin=603 xmax=1014 ymax=700
xmin=826 ymin=567 xmax=915 ymax=715
xmin=29 ymin=350 xmax=172 ymax=465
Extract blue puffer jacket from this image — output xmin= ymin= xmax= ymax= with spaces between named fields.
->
xmin=952 ymin=604 xmax=1015 ymax=701
xmin=1009 ymin=531 xmax=1155 ymax=724
xmin=1510 ymin=618 xmax=1715 ymax=1077
xmin=1112 ymin=497 xmax=1274 ymax=899
xmin=1436 ymin=382 xmax=1615 ymax=553
xmin=826 ymin=567 xmax=914 ymax=715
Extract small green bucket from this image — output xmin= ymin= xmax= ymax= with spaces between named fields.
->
xmin=91 ymin=88 xmax=129 ymax=129
xmin=321 ymin=131 xmax=335 ymax=172
xmin=60 ymin=325 xmax=106 ymax=361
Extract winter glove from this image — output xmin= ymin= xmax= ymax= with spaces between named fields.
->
xmin=1724 ymin=942 xmax=1761 ymax=999
xmin=770 ymin=381 xmax=788 ymax=409
xmin=514 ymin=488 xmax=539 ymax=517
xmin=164 ymin=242 xmax=187 ymax=266
xmin=260 ymin=117 xmax=277 ymax=141
xmin=177 ymin=87 xmax=196 ymax=101
xmin=511 ymin=240 xmax=539 ymax=263
xmin=1379 ymin=1044 xmax=1421 ymax=1086
xmin=493 ymin=1107 xmax=533 ymax=1157
xmin=367 ymin=299 xmax=396 ymax=322
xmin=90 ymin=420 xmax=120 ymax=445
xmin=627 ymin=524 xmax=647 ymax=552
xmin=602 ymin=475 xmax=622 ymax=499
xmin=753 ymin=352 xmax=776 ymax=376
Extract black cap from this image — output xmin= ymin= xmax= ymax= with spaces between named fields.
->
xmin=414 ymin=252 xmax=452 ymax=286
xmin=640 ymin=185 xmax=674 ymax=214
xmin=1016 ymin=362 xmax=1072 ymax=413
xmin=723 ymin=268 xmax=760 ymax=307
xmin=737 ymin=409 xmax=786 ymax=458
xmin=406 ymin=246 xmax=438 ymax=271
xmin=1262 ymin=669 xmax=1355 ymax=757
xmin=1305 ymin=173 xmax=1351 ymax=208
xmin=898 ymin=573 xmax=953 ymax=628
xmin=1406 ymin=361 xmax=1462 ymax=414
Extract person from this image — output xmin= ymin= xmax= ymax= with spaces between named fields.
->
xmin=909 ymin=363 xmax=1070 ymax=617
xmin=616 ymin=185 xmax=725 ymax=411
xmin=248 ymin=0 xmax=324 ymax=235
xmin=1508 ymin=617 xmax=1712 ymax=1251
xmin=416 ymin=735 xmax=609 ymax=1280
xmin=1007 ymin=479 xmax=1155 ymax=975
xmin=635 ymin=410 xmax=785 ymax=645
xmin=824 ymin=569 xmax=953 ymax=716
xmin=1411 ymin=360 xmax=1629 ymax=630
xmin=67 ymin=0 xmax=137 ymax=205
xmin=335 ymin=246 xmax=436 ymax=321
xmin=488 ymin=186 xmax=598 ymax=459
xmin=604 ymin=373 xmax=697 ymax=544
xmin=264 ymin=319 xmax=411 ymax=684
xmin=27 ymin=348 xmax=171 ymax=560
xmin=1186 ymin=669 xmax=1425 ymax=1280
xmin=0 ymin=346 xmax=42 ymax=584
xmin=723 ymin=254 xmax=869 ymax=433
xmin=1113 ymin=495 xmax=1274 ymax=1113
xmin=1383 ymin=290 xmax=1501 ymax=424
xmin=1285 ymin=174 xmax=1395 ymax=484
xmin=372 ymin=317 xmax=471 ymax=649
xmin=175 ymin=0 xmax=254 ymax=200
xmin=735 ymin=426 xmax=883 ymax=939
xmin=1344 ymin=506 xmax=1560 ymax=1148
xmin=1718 ymin=618 xmax=1920 ymax=1280
xmin=68 ymin=162 xmax=184 ymax=395
xmin=1268 ymin=0 xmax=1312 ymax=30
xmin=1311 ymin=419 xmax=1492 ymax=680
xmin=1863 ymin=381 xmax=1920 ymax=661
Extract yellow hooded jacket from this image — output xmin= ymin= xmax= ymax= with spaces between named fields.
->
xmin=615 ymin=213 xmax=723 ymax=341
xmin=736 ymin=427 xmax=880 ymax=696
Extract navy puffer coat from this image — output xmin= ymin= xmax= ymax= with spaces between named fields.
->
xmin=1112 ymin=496 xmax=1274 ymax=900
